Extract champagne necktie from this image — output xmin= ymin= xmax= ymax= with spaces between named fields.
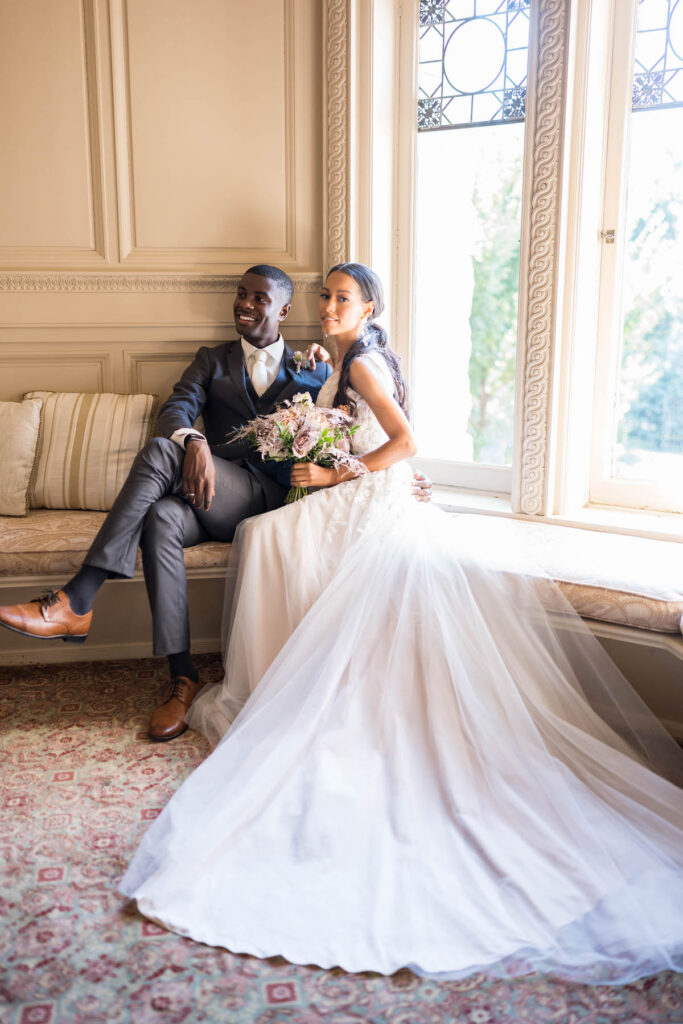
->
xmin=251 ymin=351 xmax=270 ymax=397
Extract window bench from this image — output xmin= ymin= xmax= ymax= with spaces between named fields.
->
xmin=0 ymin=509 xmax=230 ymax=579
xmin=1 ymin=509 xmax=681 ymax=737
xmin=0 ymin=509 xmax=230 ymax=668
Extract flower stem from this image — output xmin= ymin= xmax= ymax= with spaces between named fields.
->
xmin=285 ymin=485 xmax=309 ymax=503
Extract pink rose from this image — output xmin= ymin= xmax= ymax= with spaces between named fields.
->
xmin=292 ymin=428 xmax=317 ymax=458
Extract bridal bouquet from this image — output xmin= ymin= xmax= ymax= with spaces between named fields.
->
xmin=233 ymin=392 xmax=367 ymax=502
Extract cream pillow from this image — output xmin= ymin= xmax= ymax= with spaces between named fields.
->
xmin=25 ymin=391 xmax=158 ymax=511
xmin=0 ymin=398 xmax=43 ymax=516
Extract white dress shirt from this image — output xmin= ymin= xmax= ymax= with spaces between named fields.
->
xmin=241 ymin=335 xmax=285 ymax=395
xmin=170 ymin=335 xmax=285 ymax=449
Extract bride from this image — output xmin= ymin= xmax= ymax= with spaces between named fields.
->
xmin=121 ymin=263 xmax=683 ymax=984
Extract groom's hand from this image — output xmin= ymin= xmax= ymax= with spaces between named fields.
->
xmin=183 ymin=439 xmax=216 ymax=511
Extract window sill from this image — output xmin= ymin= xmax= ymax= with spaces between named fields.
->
xmin=555 ymin=504 xmax=683 ymax=543
xmin=432 ymin=486 xmax=683 ymax=543
xmin=433 ymin=486 xmax=512 ymax=515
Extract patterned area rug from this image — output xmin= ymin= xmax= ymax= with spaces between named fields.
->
xmin=0 ymin=656 xmax=681 ymax=1024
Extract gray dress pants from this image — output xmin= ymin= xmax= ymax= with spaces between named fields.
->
xmin=84 ymin=437 xmax=268 ymax=655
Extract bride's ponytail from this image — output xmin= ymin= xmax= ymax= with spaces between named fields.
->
xmin=327 ymin=263 xmax=408 ymax=417
xmin=368 ymin=322 xmax=388 ymax=349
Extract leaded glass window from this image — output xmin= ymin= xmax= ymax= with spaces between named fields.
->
xmin=418 ymin=0 xmax=531 ymax=131
xmin=632 ymin=0 xmax=683 ymax=111
xmin=412 ymin=0 xmax=531 ymax=481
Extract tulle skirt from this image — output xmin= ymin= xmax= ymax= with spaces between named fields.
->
xmin=121 ymin=464 xmax=683 ymax=983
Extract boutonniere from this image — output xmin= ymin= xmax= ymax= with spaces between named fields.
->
xmin=292 ymin=350 xmax=313 ymax=374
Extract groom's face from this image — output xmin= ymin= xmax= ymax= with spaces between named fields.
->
xmin=234 ymin=273 xmax=291 ymax=349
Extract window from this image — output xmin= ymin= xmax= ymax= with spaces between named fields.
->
xmin=591 ymin=0 xmax=683 ymax=513
xmin=400 ymin=0 xmax=683 ymax=524
xmin=412 ymin=0 xmax=532 ymax=492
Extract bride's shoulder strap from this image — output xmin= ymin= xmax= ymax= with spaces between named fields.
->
xmin=354 ymin=350 xmax=394 ymax=395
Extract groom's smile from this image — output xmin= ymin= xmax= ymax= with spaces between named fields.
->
xmin=235 ymin=310 xmax=260 ymax=332
xmin=233 ymin=272 xmax=291 ymax=349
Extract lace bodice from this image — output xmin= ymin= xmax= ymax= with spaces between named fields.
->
xmin=316 ymin=352 xmax=393 ymax=456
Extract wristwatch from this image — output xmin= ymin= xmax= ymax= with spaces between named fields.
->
xmin=184 ymin=432 xmax=206 ymax=449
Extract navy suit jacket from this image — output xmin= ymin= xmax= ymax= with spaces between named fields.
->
xmin=155 ymin=341 xmax=332 ymax=509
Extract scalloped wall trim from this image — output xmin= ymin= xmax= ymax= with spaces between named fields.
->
xmin=519 ymin=0 xmax=568 ymax=517
xmin=0 ymin=272 xmax=324 ymax=293
xmin=326 ymin=0 xmax=349 ymax=268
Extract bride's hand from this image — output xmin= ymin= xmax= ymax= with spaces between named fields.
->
xmin=305 ymin=344 xmax=333 ymax=370
xmin=411 ymin=471 xmax=432 ymax=503
xmin=290 ymin=463 xmax=338 ymax=488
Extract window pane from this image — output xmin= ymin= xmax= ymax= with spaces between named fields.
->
xmin=612 ymin=0 xmax=683 ymax=487
xmin=414 ymin=0 xmax=528 ymax=469
xmin=414 ymin=125 xmax=523 ymax=465
xmin=417 ymin=0 xmax=530 ymax=130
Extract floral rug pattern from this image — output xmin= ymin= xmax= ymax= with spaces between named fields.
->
xmin=0 ymin=656 xmax=681 ymax=1024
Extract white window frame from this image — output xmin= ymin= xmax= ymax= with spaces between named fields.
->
xmin=343 ymin=0 xmax=682 ymax=536
xmin=588 ymin=0 xmax=683 ymax=514
xmin=394 ymin=0 xmax=566 ymax=507
xmin=395 ymin=1 xmax=533 ymax=496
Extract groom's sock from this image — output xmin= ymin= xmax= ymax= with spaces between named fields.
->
xmin=168 ymin=650 xmax=198 ymax=683
xmin=63 ymin=564 xmax=110 ymax=615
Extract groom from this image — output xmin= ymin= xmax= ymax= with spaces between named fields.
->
xmin=0 ymin=265 xmax=334 ymax=740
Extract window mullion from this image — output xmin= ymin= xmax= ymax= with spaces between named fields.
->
xmin=589 ymin=0 xmax=638 ymax=508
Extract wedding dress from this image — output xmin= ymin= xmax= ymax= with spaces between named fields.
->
xmin=121 ymin=352 xmax=683 ymax=983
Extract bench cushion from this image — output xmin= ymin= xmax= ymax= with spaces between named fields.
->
xmin=1 ymin=510 xmax=681 ymax=635
xmin=0 ymin=509 xmax=230 ymax=578
xmin=456 ymin=515 xmax=683 ymax=635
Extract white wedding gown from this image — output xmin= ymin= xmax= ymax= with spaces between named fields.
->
xmin=121 ymin=353 xmax=683 ymax=983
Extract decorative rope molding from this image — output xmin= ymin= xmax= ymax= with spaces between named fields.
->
xmin=519 ymin=0 xmax=568 ymax=516
xmin=0 ymin=273 xmax=324 ymax=293
xmin=326 ymin=0 xmax=349 ymax=268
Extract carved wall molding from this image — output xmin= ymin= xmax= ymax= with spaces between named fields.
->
xmin=109 ymin=0 xmax=299 ymax=267
xmin=0 ymin=0 xmax=109 ymax=268
xmin=0 ymin=272 xmax=324 ymax=293
xmin=325 ymin=0 xmax=349 ymax=269
xmin=82 ymin=0 xmax=108 ymax=262
xmin=518 ymin=0 xmax=569 ymax=516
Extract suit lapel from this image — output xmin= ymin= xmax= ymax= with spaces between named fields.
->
xmin=227 ymin=341 xmax=257 ymax=419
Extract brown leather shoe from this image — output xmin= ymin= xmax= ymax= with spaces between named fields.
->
xmin=0 ymin=589 xmax=91 ymax=643
xmin=148 ymin=675 xmax=204 ymax=742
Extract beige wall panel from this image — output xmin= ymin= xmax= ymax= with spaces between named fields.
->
xmin=124 ymin=351 xmax=203 ymax=402
xmin=121 ymin=0 xmax=289 ymax=255
xmin=289 ymin=0 xmax=322 ymax=270
xmin=0 ymin=350 xmax=112 ymax=402
xmin=0 ymin=0 xmax=322 ymax=275
xmin=0 ymin=0 xmax=96 ymax=251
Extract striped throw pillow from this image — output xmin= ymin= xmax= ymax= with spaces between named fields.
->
xmin=25 ymin=392 xmax=158 ymax=511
